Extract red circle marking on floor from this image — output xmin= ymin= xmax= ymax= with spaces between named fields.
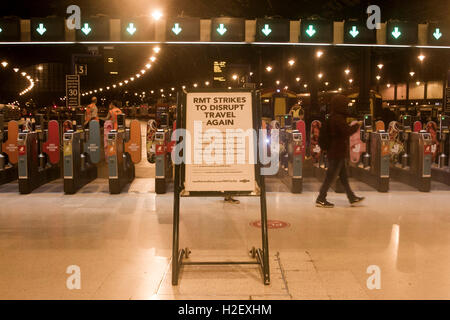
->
xmin=250 ymin=220 xmax=290 ymax=229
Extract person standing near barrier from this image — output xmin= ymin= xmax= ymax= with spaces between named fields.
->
xmin=84 ymin=97 xmax=99 ymax=127
xmin=106 ymin=100 xmax=123 ymax=130
xmin=289 ymin=101 xmax=304 ymax=121
xmin=316 ymin=95 xmax=365 ymax=208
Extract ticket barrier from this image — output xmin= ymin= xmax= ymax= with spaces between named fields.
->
xmin=155 ymin=127 xmax=174 ymax=194
xmin=431 ymin=115 xmax=450 ymax=185
xmin=107 ymin=115 xmax=142 ymax=194
xmin=63 ymin=115 xmax=101 ymax=194
xmin=17 ymin=115 xmax=61 ymax=194
xmin=390 ymin=116 xmax=432 ymax=192
xmin=0 ymin=115 xmax=19 ymax=184
xmin=348 ymin=115 xmax=390 ymax=192
xmin=278 ymin=130 xmax=304 ymax=193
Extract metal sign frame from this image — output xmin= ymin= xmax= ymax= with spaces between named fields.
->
xmin=171 ymin=88 xmax=270 ymax=285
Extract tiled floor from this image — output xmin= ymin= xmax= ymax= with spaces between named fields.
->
xmin=0 ymin=176 xmax=449 ymax=300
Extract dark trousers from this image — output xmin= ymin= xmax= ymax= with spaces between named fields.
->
xmin=318 ymin=158 xmax=355 ymax=201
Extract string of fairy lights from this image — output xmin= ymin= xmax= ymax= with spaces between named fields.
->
xmin=81 ymin=46 xmax=161 ymax=99
xmin=0 ymin=60 xmax=36 ymax=96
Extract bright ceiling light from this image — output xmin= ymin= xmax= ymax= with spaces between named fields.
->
xmin=151 ymin=10 xmax=163 ymax=21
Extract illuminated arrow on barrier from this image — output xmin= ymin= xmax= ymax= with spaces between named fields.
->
xmin=391 ymin=27 xmax=401 ymax=39
xmin=172 ymin=23 xmax=182 ymax=35
xmin=261 ymin=24 xmax=272 ymax=36
xmin=349 ymin=26 xmax=359 ymax=38
xmin=217 ymin=24 xmax=227 ymax=36
xmin=433 ymin=28 xmax=442 ymax=40
xmin=81 ymin=23 xmax=92 ymax=35
xmin=306 ymin=25 xmax=316 ymax=37
xmin=36 ymin=23 xmax=46 ymax=35
xmin=126 ymin=23 xmax=137 ymax=35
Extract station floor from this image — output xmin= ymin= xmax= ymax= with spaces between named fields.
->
xmin=0 ymin=175 xmax=450 ymax=300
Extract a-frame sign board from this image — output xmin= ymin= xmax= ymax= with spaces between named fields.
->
xmin=172 ymin=88 xmax=270 ymax=285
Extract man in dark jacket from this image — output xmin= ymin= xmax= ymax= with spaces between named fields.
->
xmin=316 ymin=95 xmax=365 ymax=208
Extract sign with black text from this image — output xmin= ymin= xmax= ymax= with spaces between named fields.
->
xmin=66 ymin=75 xmax=80 ymax=108
xmin=185 ymin=91 xmax=256 ymax=192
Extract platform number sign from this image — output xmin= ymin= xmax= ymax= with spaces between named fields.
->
xmin=66 ymin=75 xmax=80 ymax=108
xmin=75 ymin=64 xmax=87 ymax=76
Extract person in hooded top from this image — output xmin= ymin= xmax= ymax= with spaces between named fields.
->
xmin=316 ymin=94 xmax=365 ymax=208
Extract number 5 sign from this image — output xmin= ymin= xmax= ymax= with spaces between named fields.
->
xmin=66 ymin=75 xmax=80 ymax=108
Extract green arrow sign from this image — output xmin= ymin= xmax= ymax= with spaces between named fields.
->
xmin=126 ymin=23 xmax=136 ymax=35
xmin=36 ymin=23 xmax=46 ymax=35
xmin=349 ymin=26 xmax=359 ymax=38
xmin=261 ymin=24 xmax=272 ymax=36
xmin=433 ymin=28 xmax=442 ymax=40
xmin=0 ymin=27 xmax=2 ymax=33
xmin=172 ymin=23 xmax=182 ymax=35
xmin=217 ymin=24 xmax=227 ymax=36
xmin=81 ymin=23 xmax=92 ymax=35
xmin=306 ymin=25 xmax=316 ymax=37
xmin=391 ymin=27 xmax=401 ymax=39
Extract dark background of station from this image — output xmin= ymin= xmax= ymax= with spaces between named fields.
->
xmin=0 ymin=0 xmax=449 ymax=106
xmin=2 ymin=0 xmax=450 ymax=21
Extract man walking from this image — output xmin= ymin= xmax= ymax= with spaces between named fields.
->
xmin=316 ymin=95 xmax=365 ymax=208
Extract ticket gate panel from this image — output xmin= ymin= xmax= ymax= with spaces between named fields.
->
xmin=3 ymin=121 xmax=19 ymax=165
xmin=63 ymin=132 xmax=80 ymax=179
xmin=277 ymin=130 xmax=304 ymax=193
xmin=421 ymin=134 xmax=432 ymax=178
xmin=124 ymin=119 xmax=142 ymax=164
xmin=107 ymin=131 xmax=123 ymax=179
xmin=154 ymin=129 xmax=173 ymax=194
xmin=84 ymin=120 xmax=101 ymax=164
xmin=17 ymin=132 xmax=37 ymax=179
xmin=42 ymin=120 xmax=60 ymax=165
xmin=391 ymin=131 xmax=431 ymax=192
